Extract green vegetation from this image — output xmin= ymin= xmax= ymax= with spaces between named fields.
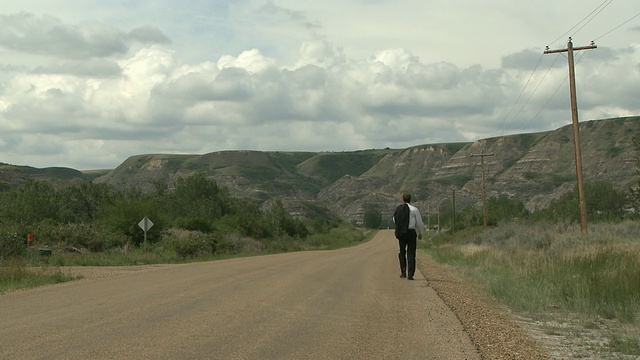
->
xmin=307 ymin=151 xmax=388 ymax=183
xmin=269 ymin=151 xmax=316 ymax=172
xmin=517 ymin=133 xmax=541 ymax=149
xmin=424 ymin=165 xmax=640 ymax=357
xmin=523 ymin=171 xmax=575 ymax=189
xmin=423 ymin=221 xmax=640 ymax=357
xmin=363 ymin=205 xmax=382 ymax=229
xmin=433 ymin=174 xmax=473 ymax=188
xmin=0 ymin=257 xmax=78 ymax=293
xmin=443 ymin=142 xmax=468 ymax=154
xmin=424 ymin=136 xmax=640 ymax=356
xmin=531 ymin=181 xmax=626 ymax=223
xmin=0 ymin=173 xmax=367 ymax=292
xmin=607 ymin=145 xmax=624 ymax=158
xmin=440 ymin=179 xmax=628 ymax=232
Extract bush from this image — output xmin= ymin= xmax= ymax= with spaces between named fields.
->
xmin=31 ymin=223 xmax=127 ymax=252
xmin=165 ymin=231 xmax=246 ymax=258
xmin=170 ymin=234 xmax=211 ymax=258
xmin=97 ymin=198 xmax=166 ymax=247
xmin=0 ymin=230 xmax=25 ymax=258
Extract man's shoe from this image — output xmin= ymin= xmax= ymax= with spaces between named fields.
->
xmin=407 ymin=276 xmax=414 ymax=280
xmin=400 ymin=273 xmax=407 ymax=278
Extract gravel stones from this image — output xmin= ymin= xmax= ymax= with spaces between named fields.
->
xmin=417 ymin=252 xmax=551 ymax=359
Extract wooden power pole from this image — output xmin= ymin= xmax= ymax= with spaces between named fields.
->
xmin=427 ymin=203 xmax=430 ymax=237
xmin=451 ymin=188 xmax=456 ymax=232
xmin=544 ymin=38 xmax=597 ymax=235
xmin=471 ymin=150 xmax=494 ymax=230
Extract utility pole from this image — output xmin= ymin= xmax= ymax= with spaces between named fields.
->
xmin=544 ymin=38 xmax=596 ymax=235
xmin=471 ymin=150 xmax=494 ymax=230
xmin=427 ymin=203 xmax=431 ymax=237
xmin=451 ymin=188 xmax=456 ymax=232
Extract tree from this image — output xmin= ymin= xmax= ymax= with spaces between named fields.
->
xmin=457 ymin=206 xmax=482 ymax=229
xmin=534 ymin=181 xmax=625 ymax=223
xmin=487 ymin=194 xmax=528 ymax=225
xmin=97 ymin=198 xmax=166 ymax=246
xmin=0 ymin=181 xmax=61 ymax=224
xmin=58 ymin=182 xmax=119 ymax=223
xmin=263 ymin=199 xmax=308 ymax=238
xmin=363 ymin=205 xmax=382 ymax=229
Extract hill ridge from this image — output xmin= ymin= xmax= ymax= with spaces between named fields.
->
xmin=3 ymin=115 xmax=639 ymax=224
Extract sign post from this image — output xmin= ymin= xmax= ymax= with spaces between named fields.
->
xmin=138 ymin=216 xmax=154 ymax=251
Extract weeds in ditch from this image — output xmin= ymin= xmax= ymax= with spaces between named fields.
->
xmin=0 ymin=257 xmax=76 ymax=294
xmin=424 ymin=220 xmax=640 ymax=357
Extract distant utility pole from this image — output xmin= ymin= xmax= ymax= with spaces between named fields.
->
xmin=471 ymin=150 xmax=494 ymax=230
xmin=451 ymin=188 xmax=456 ymax=232
xmin=427 ymin=203 xmax=431 ymax=236
xmin=544 ymin=37 xmax=597 ymax=235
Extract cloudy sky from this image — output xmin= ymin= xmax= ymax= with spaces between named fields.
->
xmin=0 ymin=0 xmax=639 ymax=170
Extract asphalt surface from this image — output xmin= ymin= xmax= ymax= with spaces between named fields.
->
xmin=1 ymin=230 xmax=480 ymax=360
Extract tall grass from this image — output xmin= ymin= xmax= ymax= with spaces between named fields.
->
xmin=421 ymin=221 xmax=640 ymax=358
xmin=0 ymin=257 xmax=77 ymax=293
xmin=424 ymin=220 xmax=640 ymax=355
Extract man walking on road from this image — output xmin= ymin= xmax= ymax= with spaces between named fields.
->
xmin=393 ymin=193 xmax=425 ymax=280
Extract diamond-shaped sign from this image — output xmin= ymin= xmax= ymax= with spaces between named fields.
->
xmin=138 ymin=216 xmax=154 ymax=232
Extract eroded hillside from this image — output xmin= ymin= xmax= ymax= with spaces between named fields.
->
xmin=3 ymin=116 xmax=639 ymax=225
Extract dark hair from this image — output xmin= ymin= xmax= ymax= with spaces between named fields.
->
xmin=402 ymin=193 xmax=411 ymax=203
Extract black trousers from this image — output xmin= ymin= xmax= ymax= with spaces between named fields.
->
xmin=397 ymin=229 xmax=417 ymax=277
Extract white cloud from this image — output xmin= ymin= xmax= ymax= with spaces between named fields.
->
xmin=0 ymin=1 xmax=638 ymax=170
xmin=217 ymin=49 xmax=277 ymax=73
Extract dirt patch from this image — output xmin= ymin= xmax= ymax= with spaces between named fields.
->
xmin=60 ymin=264 xmax=177 ymax=280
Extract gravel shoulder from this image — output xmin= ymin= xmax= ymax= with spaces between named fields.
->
xmin=416 ymin=251 xmax=552 ymax=359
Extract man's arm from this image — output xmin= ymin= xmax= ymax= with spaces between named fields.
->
xmin=415 ymin=209 xmax=426 ymax=239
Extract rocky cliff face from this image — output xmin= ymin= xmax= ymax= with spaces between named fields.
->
xmin=87 ymin=116 xmax=639 ymax=224
xmin=318 ymin=117 xmax=639 ymax=223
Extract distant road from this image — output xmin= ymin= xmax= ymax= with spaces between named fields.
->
xmin=1 ymin=230 xmax=479 ymax=359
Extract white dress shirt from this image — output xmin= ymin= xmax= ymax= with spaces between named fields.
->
xmin=407 ymin=203 xmax=425 ymax=235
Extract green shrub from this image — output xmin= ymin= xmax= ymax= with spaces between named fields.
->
xmin=31 ymin=223 xmax=127 ymax=252
xmin=171 ymin=234 xmax=211 ymax=258
xmin=0 ymin=230 xmax=25 ymax=258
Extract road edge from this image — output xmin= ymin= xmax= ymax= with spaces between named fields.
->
xmin=416 ymin=250 xmax=551 ymax=360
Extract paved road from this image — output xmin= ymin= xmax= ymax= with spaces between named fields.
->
xmin=1 ymin=230 xmax=479 ymax=359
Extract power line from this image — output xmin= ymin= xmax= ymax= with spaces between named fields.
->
xmin=572 ymin=0 xmax=614 ymax=38
xmin=593 ymin=10 xmax=640 ymax=41
xmin=547 ymin=0 xmax=613 ymax=46
xmin=497 ymin=52 xmax=562 ymax=136
xmin=496 ymin=54 xmax=544 ymax=134
xmin=505 ymin=0 xmax=616 ymax=134
xmin=496 ymin=2 xmax=635 ymax=140
xmin=512 ymin=54 xmax=562 ymax=127
xmin=528 ymin=51 xmax=588 ymax=126
xmin=499 ymin=1 xmax=614 ymax=137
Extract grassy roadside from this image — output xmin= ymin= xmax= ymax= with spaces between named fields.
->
xmin=0 ymin=257 xmax=78 ymax=294
xmin=421 ymin=220 xmax=640 ymax=358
